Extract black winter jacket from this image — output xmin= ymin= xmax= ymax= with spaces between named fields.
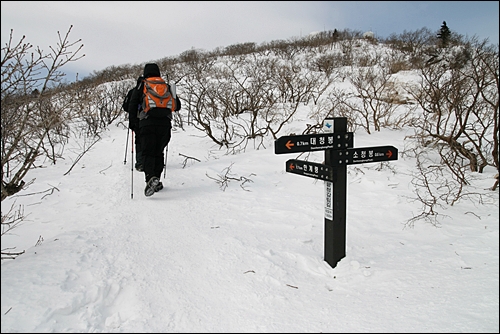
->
xmin=123 ymin=88 xmax=140 ymax=131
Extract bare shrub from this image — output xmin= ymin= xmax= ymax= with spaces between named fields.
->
xmin=346 ymin=66 xmax=399 ymax=133
xmin=1 ymin=202 xmax=27 ymax=259
xmin=406 ymin=38 xmax=498 ymax=177
xmin=1 ymin=26 xmax=84 ymax=201
xmin=385 ymin=27 xmax=436 ymax=69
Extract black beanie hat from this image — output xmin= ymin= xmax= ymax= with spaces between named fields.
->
xmin=143 ymin=63 xmax=161 ymax=78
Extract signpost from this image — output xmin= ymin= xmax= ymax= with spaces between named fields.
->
xmin=329 ymin=146 xmax=398 ymax=166
xmin=286 ymin=159 xmax=335 ymax=181
xmin=275 ymin=117 xmax=399 ymax=269
xmin=274 ymin=132 xmax=354 ymax=154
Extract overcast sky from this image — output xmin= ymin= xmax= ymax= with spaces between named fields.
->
xmin=2 ymin=1 xmax=499 ymax=80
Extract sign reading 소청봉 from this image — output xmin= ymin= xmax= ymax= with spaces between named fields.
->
xmin=329 ymin=146 xmax=398 ymax=166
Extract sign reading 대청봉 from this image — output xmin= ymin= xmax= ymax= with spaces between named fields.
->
xmin=274 ymin=132 xmax=354 ymax=154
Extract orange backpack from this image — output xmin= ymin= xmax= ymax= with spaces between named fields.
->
xmin=140 ymin=77 xmax=176 ymax=117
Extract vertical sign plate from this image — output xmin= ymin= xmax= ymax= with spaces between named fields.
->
xmin=325 ymin=180 xmax=333 ymax=220
xmin=324 ymin=119 xmax=334 ymax=220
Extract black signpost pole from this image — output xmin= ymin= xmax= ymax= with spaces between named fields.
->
xmin=274 ymin=116 xmax=397 ymax=270
xmin=324 ymin=117 xmax=347 ymax=268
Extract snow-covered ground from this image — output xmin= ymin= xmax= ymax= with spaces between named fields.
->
xmin=2 ymin=107 xmax=498 ymax=332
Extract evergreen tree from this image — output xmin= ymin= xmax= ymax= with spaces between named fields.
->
xmin=437 ymin=21 xmax=451 ymax=47
xmin=332 ymin=29 xmax=339 ymax=42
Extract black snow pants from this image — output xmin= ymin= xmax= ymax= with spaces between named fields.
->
xmin=139 ymin=120 xmax=171 ymax=183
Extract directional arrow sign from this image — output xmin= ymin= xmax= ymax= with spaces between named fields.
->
xmin=275 ymin=132 xmax=354 ymax=154
xmin=329 ymin=146 xmax=398 ymax=165
xmin=286 ymin=159 xmax=335 ymax=181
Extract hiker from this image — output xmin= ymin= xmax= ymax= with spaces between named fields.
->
xmin=123 ymin=84 xmax=144 ymax=171
xmin=127 ymin=63 xmax=180 ymax=197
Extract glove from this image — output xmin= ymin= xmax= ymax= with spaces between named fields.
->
xmin=129 ymin=121 xmax=137 ymax=132
xmin=174 ymin=96 xmax=181 ymax=112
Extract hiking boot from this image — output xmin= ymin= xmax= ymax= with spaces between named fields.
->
xmin=155 ymin=182 xmax=164 ymax=192
xmin=144 ymin=176 xmax=160 ymax=197
xmin=135 ymin=164 xmax=144 ymax=172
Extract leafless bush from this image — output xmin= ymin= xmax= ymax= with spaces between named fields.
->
xmin=403 ymin=152 xmax=448 ymax=228
xmin=63 ymin=135 xmax=101 ymax=176
xmin=403 ymin=143 xmax=489 ymax=228
xmin=311 ymin=53 xmax=345 ymax=75
xmin=406 ymin=37 xmax=498 ymax=182
xmin=206 ymin=162 xmax=255 ymax=191
xmin=225 ymin=42 xmax=257 ymax=56
xmin=355 ymin=41 xmax=384 ymax=67
xmin=182 ymin=54 xmax=308 ymax=151
xmin=267 ymin=39 xmax=302 ymax=60
xmin=385 ymin=27 xmax=436 ymax=69
xmin=344 ymin=66 xmax=399 ymax=133
xmin=179 ymin=153 xmax=200 ymax=168
xmin=305 ymin=30 xmax=340 ymax=53
xmin=1 ymin=202 xmax=27 ymax=259
xmin=88 ymin=64 xmax=134 ymax=84
xmin=91 ymin=81 xmax=129 ymax=129
xmin=1 ymin=26 xmax=84 ymax=201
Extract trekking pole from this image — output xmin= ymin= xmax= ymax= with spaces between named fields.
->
xmin=124 ymin=128 xmax=130 ymax=164
xmin=163 ymin=145 xmax=169 ymax=179
xmin=131 ymin=131 xmax=134 ymax=199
